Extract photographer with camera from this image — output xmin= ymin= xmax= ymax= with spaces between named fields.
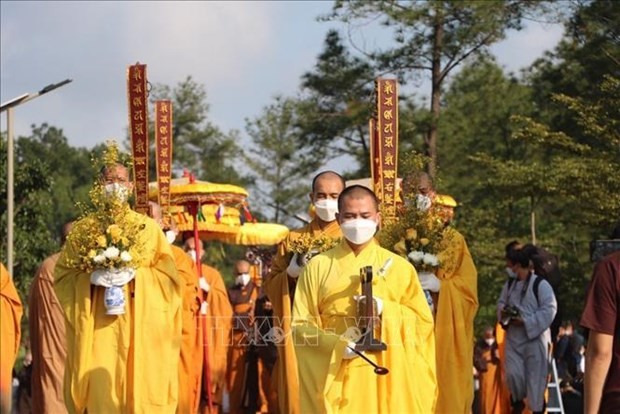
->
xmin=497 ymin=247 xmax=557 ymax=414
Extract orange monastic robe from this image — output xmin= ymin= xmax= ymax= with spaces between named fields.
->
xmin=1 ymin=263 xmax=23 ymax=414
xmin=263 ymin=219 xmax=341 ymax=414
xmin=29 ymin=253 xmax=67 ymax=413
xmin=494 ymin=324 xmax=512 ymax=414
xmin=478 ymin=341 xmax=509 ymax=414
xmin=201 ymin=263 xmax=233 ymax=411
xmin=173 ymin=245 xmax=203 ymax=414
xmin=434 ymin=228 xmax=479 ymax=414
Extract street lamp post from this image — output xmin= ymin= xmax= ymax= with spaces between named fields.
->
xmin=1 ymin=79 xmax=73 ymax=279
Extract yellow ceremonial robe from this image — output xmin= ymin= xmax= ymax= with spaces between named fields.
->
xmin=264 ymin=219 xmax=342 ymax=414
xmin=29 ymin=253 xmax=68 ymax=414
xmin=54 ymin=211 xmax=183 ymax=414
xmin=1 ymin=263 xmax=23 ymax=414
xmin=434 ymin=228 xmax=479 ymax=414
xmin=292 ymin=240 xmax=437 ymax=414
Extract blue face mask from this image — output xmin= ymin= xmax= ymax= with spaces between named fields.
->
xmin=505 ymin=267 xmax=517 ymax=279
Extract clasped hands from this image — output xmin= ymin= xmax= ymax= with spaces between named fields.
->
xmin=90 ymin=268 xmax=136 ymax=287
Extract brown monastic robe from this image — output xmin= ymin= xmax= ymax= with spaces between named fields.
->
xmin=29 ymin=253 xmax=67 ymax=413
xmin=200 ymin=263 xmax=233 ymax=413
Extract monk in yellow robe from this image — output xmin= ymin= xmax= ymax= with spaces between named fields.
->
xmin=29 ymin=222 xmax=73 ymax=413
xmin=292 ymin=186 xmax=437 ymax=413
xmin=183 ymin=237 xmax=233 ymax=413
xmin=55 ymin=163 xmax=183 ymax=413
xmin=265 ymin=170 xmax=345 ymax=414
xmin=422 ymin=229 xmax=477 ymax=413
xmin=1 ymin=263 xmax=23 ymax=414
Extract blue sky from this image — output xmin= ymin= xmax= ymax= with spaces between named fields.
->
xmin=2 ymin=1 xmax=564 ymax=156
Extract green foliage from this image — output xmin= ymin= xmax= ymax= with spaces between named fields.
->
xmin=297 ymin=30 xmax=376 ymax=176
xmin=327 ymin=0 xmax=546 ymax=175
xmin=0 ymin=134 xmax=56 ymax=301
xmin=15 ymin=124 xmax=94 ymax=237
xmin=243 ymin=96 xmax=321 ymax=225
xmin=149 ymin=76 xmax=250 ymax=186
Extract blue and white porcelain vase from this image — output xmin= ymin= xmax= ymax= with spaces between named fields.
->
xmin=104 ymin=285 xmax=126 ymax=315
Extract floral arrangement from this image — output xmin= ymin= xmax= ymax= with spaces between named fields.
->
xmin=288 ymin=233 xmax=340 ymax=266
xmin=395 ymin=213 xmax=447 ymax=274
xmin=65 ymin=140 xmax=146 ymax=274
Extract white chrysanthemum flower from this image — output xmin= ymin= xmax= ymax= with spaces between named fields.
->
xmin=408 ymin=250 xmax=425 ymax=263
xmin=93 ymin=255 xmax=106 ymax=264
xmin=103 ymin=246 xmax=120 ymax=259
xmin=422 ymin=253 xmax=439 ymax=267
xmin=120 ymin=251 xmax=132 ymax=262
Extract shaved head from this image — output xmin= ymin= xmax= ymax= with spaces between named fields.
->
xmin=337 ymin=185 xmax=379 ymax=213
xmin=311 ymin=171 xmax=346 ymax=194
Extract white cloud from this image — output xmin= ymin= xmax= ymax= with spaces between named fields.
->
xmin=491 ymin=21 xmax=565 ymax=74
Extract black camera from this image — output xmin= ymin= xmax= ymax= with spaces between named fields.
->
xmin=500 ymin=305 xmax=520 ymax=327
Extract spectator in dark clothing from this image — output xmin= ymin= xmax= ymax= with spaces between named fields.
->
xmin=581 ymin=251 xmax=620 ymax=413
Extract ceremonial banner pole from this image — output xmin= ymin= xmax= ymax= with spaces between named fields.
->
xmin=155 ymin=100 xmax=173 ymax=225
xmin=375 ymin=79 xmax=399 ymax=223
xmin=127 ymin=63 xmax=149 ymax=215
xmin=369 ymin=118 xmax=383 ymax=201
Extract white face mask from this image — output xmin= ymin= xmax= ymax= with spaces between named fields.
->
xmin=104 ymin=183 xmax=130 ymax=202
xmin=485 ymin=338 xmax=495 ymax=346
xmin=340 ymin=218 xmax=377 ymax=245
xmin=416 ymin=194 xmax=432 ymax=211
xmin=505 ymin=267 xmax=517 ymax=279
xmin=165 ymin=230 xmax=177 ymax=244
xmin=235 ymin=273 xmax=251 ymax=286
xmin=187 ymin=249 xmax=197 ymax=263
xmin=314 ymin=199 xmax=339 ymax=222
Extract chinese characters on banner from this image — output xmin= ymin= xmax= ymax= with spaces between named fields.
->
xmin=127 ymin=63 xmax=149 ymax=215
xmin=374 ymin=79 xmax=399 ymax=221
xmin=155 ymin=100 xmax=173 ymax=226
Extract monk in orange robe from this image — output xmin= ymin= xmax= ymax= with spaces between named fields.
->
xmin=476 ymin=326 xmax=511 ymax=414
xmin=150 ymin=201 xmax=204 ymax=414
xmin=1 ymin=263 xmax=23 ymax=414
xmin=183 ymin=237 xmax=233 ymax=414
xmin=29 ymin=222 xmax=73 ymax=413
xmin=263 ymin=171 xmax=344 ymax=414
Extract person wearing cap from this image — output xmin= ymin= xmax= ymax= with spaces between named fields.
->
xmin=426 ymin=193 xmax=478 ymax=414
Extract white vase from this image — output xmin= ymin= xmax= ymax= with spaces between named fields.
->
xmin=104 ymin=285 xmax=126 ymax=315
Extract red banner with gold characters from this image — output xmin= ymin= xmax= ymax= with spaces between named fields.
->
xmin=375 ymin=78 xmax=399 ymax=220
xmin=127 ymin=63 xmax=149 ymax=215
xmin=155 ymin=100 xmax=173 ymax=226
